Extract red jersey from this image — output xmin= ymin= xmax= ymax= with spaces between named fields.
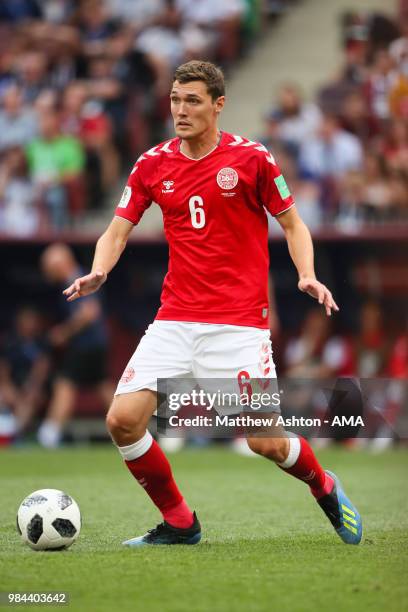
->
xmin=115 ymin=131 xmax=294 ymax=329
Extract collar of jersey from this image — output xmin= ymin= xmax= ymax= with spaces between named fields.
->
xmin=177 ymin=131 xmax=224 ymax=161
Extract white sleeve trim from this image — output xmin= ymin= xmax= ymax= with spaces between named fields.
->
xmin=274 ymin=202 xmax=296 ymax=217
xmin=114 ymin=214 xmax=136 ymax=226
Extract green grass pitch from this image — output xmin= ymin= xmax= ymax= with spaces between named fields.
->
xmin=1 ymin=446 xmax=407 ymax=612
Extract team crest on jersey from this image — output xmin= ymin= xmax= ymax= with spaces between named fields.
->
xmin=121 ymin=366 xmax=135 ymax=383
xmin=162 ymin=180 xmax=175 ymax=193
xmin=217 ymin=167 xmax=238 ymax=190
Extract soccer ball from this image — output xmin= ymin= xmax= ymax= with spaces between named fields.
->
xmin=17 ymin=489 xmax=81 ymax=551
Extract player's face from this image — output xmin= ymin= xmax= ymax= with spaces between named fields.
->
xmin=170 ymin=80 xmax=224 ymax=140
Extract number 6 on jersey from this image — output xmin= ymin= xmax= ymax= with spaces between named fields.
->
xmin=189 ymin=196 xmax=205 ymax=229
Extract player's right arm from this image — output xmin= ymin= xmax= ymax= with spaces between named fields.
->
xmin=63 ymin=217 xmax=134 ymax=302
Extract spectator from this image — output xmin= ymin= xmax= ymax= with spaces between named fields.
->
xmin=389 ymin=169 xmax=408 ymax=218
xmin=38 ymin=243 xmax=113 ymax=448
xmin=85 ymin=54 xmax=125 ymax=135
xmin=353 ymin=300 xmax=391 ymax=378
xmin=0 ymin=83 xmax=38 ymax=152
xmin=383 ymin=118 xmax=408 ymax=172
xmin=175 ymin=0 xmax=245 ymax=66
xmin=284 ymin=308 xmax=353 ymax=379
xmin=388 ymin=16 xmax=408 ymax=119
xmin=299 ymin=113 xmax=363 ymax=219
xmin=340 ymin=91 xmax=376 ymax=143
xmin=17 ymin=51 xmax=50 ymax=104
xmin=337 ymin=169 xmax=365 ymax=226
xmin=264 ymin=83 xmax=322 ymax=157
xmin=61 ymin=81 xmax=120 ymax=200
xmin=46 ymin=24 xmax=81 ymax=92
xmin=283 ymin=308 xmax=355 ymax=446
xmin=369 ymin=328 xmax=408 ymax=451
xmin=106 ymin=0 xmax=166 ymax=27
xmin=0 ymin=146 xmax=38 ymax=235
xmin=0 ymin=306 xmax=49 ymax=438
xmin=299 ymin=113 xmax=363 ymax=180
xmin=388 ymin=325 xmax=408 ymax=379
xmin=364 ymin=49 xmax=396 ymax=121
xmin=359 ymin=152 xmax=393 ymax=222
xmin=0 ymin=0 xmax=43 ymax=23
xmin=134 ymin=2 xmax=210 ymax=72
xmin=77 ymin=0 xmax=123 ymax=60
xmin=353 ymin=301 xmax=396 ymax=450
xmin=41 ymin=0 xmax=75 ymax=24
xmin=25 ymin=110 xmax=85 ymax=229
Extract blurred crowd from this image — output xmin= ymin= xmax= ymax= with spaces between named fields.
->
xmin=262 ymin=8 xmax=408 ymax=228
xmin=2 ymin=2 xmax=407 ymax=236
xmin=0 ymin=243 xmax=113 ymax=446
xmin=0 ymin=0 xmax=265 ymax=235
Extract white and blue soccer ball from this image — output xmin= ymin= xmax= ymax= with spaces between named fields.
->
xmin=17 ymin=489 xmax=81 ymax=551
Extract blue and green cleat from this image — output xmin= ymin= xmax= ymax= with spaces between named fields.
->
xmin=317 ymin=470 xmax=362 ymax=545
xmin=122 ymin=511 xmax=201 ymax=547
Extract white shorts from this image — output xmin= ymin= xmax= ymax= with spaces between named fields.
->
xmin=115 ymin=320 xmax=277 ymax=397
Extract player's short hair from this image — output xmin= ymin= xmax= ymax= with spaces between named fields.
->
xmin=173 ymin=60 xmax=225 ymax=101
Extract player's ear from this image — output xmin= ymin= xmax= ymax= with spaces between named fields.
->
xmin=215 ymin=96 xmax=225 ymax=114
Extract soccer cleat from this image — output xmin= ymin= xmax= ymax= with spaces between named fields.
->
xmin=317 ymin=470 xmax=362 ymax=545
xmin=122 ymin=511 xmax=201 ymax=547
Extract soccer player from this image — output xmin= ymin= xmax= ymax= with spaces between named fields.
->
xmin=63 ymin=61 xmax=362 ymax=546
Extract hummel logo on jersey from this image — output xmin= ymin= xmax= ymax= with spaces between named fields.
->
xmin=162 ymin=180 xmax=175 ymax=193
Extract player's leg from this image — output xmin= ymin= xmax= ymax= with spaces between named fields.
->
xmin=108 ymin=321 xmax=201 ymax=546
xmin=107 ymin=392 xmax=201 ymax=547
xmin=37 ymin=377 xmax=76 ymax=448
xmin=249 ymin=376 xmax=363 ymax=543
xmin=246 ymin=433 xmax=362 ymax=544
xmin=195 ymin=324 xmax=362 ymax=544
xmin=246 ymin=433 xmax=332 ymax=495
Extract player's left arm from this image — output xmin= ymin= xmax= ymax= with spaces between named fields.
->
xmin=276 ymin=206 xmax=339 ymax=316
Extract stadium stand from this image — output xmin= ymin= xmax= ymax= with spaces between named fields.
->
xmin=0 ymin=0 xmax=271 ymax=233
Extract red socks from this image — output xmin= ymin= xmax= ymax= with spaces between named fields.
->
xmin=278 ymin=436 xmax=334 ymax=499
xmin=121 ymin=434 xmax=194 ymax=529
xmin=162 ymin=499 xmax=194 ymax=528
xmin=120 ymin=431 xmax=331 ymax=530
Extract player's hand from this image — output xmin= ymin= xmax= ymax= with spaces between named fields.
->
xmin=63 ymin=270 xmax=107 ymax=302
xmin=298 ymin=277 xmax=339 ymax=316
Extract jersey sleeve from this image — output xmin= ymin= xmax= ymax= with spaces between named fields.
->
xmin=257 ymin=150 xmax=295 ymax=216
xmin=114 ymin=162 xmax=152 ymax=225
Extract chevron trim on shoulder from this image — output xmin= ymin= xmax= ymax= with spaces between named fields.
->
xmin=145 ymin=146 xmax=160 ymax=157
xmin=229 ymin=134 xmax=244 ymax=146
xmin=160 ymin=140 xmax=174 ymax=153
xmin=228 ymin=135 xmax=276 ymax=165
xmin=130 ymin=140 xmax=174 ymax=174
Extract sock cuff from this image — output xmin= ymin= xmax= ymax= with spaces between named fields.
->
xmin=117 ymin=431 xmax=153 ymax=461
xmin=277 ymin=434 xmax=301 ymax=468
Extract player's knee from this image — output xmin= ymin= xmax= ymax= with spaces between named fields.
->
xmin=246 ymin=437 xmax=288 ymax=463
xmin=106 ymin=401 xmax=144 ymax=440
